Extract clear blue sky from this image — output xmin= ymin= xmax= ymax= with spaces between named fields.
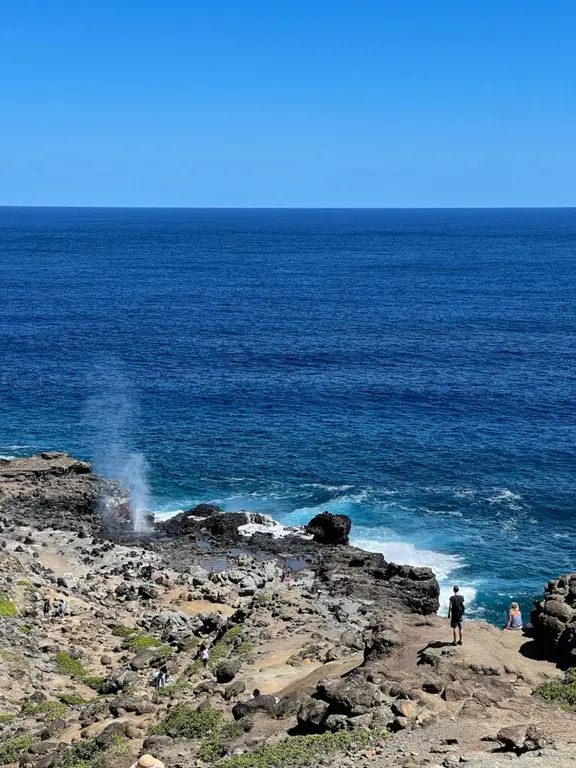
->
xmin=1 ymin=1 xmax=575 ymax=207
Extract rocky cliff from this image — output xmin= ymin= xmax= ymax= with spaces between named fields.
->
xmin=0 ymin=452 xmax=130 ymax=533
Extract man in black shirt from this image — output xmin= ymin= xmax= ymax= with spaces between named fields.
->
xmin=448 ymin=584 xmax=465 ymax=646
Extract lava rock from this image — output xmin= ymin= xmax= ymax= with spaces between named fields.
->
xmin=305 ymin=511 xmax=351 ymax=545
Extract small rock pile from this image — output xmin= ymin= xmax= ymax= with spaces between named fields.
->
xmin=530 ymin=573 xmax=576 ymax=653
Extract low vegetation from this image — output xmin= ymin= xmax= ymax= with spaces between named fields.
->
xmin=534 ymin=668 xmax=576 ymax=709
xmin=56 ymin=734 xmax=129 ymax=768
xmin=59 ymin=693 xmax=90 ymax=706
xmin=0 ymin=596 xmax=17 ymax=617
xmin=54 ymin=653 xmax=105 ymax=691
xmin=151 ymin=704 xmax=223 ymax=739
xmin=0 ymin=714 xmax=16 ymax=724
xmin=111 ymin=624 xmax=135 ymax=638
xmin=125 ymin=634 xmax=159 ymax=651
xmin=151 ymin=705 xmax=249 ymax=761
xmin=222 ymin=626 xmax=244 ymax=644
xmin=236 ymin=642 xmax=254 ymax=656
xmin=213 ymin=729 xmax=387 ymax=768
xmin=0 ymin=734 xmax=32 ymax=764
xmin=21 ymin=700 xmax=68 ymax=722
xmin=55 ymin=651 xmax=86 ymax=677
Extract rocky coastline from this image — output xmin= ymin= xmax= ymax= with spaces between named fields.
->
xmin=0 ymin=453 xmax=575 ymax=768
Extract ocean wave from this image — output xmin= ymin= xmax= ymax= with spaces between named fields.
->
xmin=487 ymin=489 xmax=523 ymax=510
xmin=0 ymin=455 xmax=16 ymax=461
xmin=350 ymin=528 xmax=477 ymax=617
xmin=304 ymin=483 xmax=355 ymax=492
xmin=351 ymin=531 xmax=463 ymax=581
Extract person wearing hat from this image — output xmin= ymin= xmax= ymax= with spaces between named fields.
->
xmin=130 ymin=755 xmax=166 ymax=768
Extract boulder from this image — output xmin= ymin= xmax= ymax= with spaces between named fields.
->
xmin=130 ymin=649 xmax=158 ymax=670
xmin=392 ymin=700 xmax=417 ymax=718
xmin=316 ymin=676 xmax=383 ymax=716
xmin=297 ymin=697 xmax=330 ymax=728
xmin=497 ymin=725 xmax=549 ymax=754
xmin=138 ymin=584 xmax=159 ymax=600
xmin=232 ymin=695 xmax=278 ymax=720
xmin=161 ymin=503 xmax=223 ymax=536
xmin=224 ymin=680 xmax=246 ymax=700
xmin=216 ymin=660 xmax=240 ymax=683
xmin=316 ymin=547 xmax=439 ymax=615
xmin=305 ymin=511 xmax=351 ymax=545
xmin=100 ymin=669 xmax=138 ymax=694
xmin=531 ymin=573 xmax=576 ymax=653
xmin=109 ymin=697 xmax=155 ymax=716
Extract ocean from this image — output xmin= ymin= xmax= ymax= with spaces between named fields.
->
xmin=1 ymin=207 xmax=575 ymax=624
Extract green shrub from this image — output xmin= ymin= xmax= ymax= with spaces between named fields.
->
xmin=213 ymin=729 xmax=387 ymax=768
xmin=235 ymin=643 xmax=254 ymax=656
xmin=199 ymin=721 xmax=246 ymax=761
xmin=19 ymin=625 xmax=31 ymax=635
xmin=17 ymin=580 xmax=34 ymax=589
xmin=55 ymin=652 xmax=86 ymax=678
xmin=222 ymin=627 xmax=243 ymax=644
xmin=21 ymin=700 xmax=67 ymax=722
xmin=534 ymin=668 xmax=576 ymax=709
xmin=111 ymin=625 xmax=134 ymax=638
xmin=0 ymin=596 xmax=17 ymax=617
xmin=255 ymin=593 xmax=271 ymax=604
xmin=126 ymin=635 xmax=159 ymax=651
xmin=56 ymin=734 xmax=129 ymax=768
xmin=151 ymin=704 xmax=223 ymax=739
xmin=0 ymin=714 xmax=16 ymax=724
xmin=0 ymin=734 xmax=32 ymax=764
xmin=209 ymin=642 xmax=229 ymax=668
xmin=300 ymin=644 xmax=321 ymax=659
xmin=83 ymin=676 xmax=105 ymax=692
xmin=59 ymin=693 xmax=90 ymax=706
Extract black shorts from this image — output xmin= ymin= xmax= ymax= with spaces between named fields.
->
xmin=450 ymin=617 xmax=463 ymax=629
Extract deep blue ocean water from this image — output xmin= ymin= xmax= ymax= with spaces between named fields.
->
xmin=1 ymin=207 xmax=575 ymax=624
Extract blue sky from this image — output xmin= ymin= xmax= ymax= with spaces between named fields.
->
xmin=1 ymin=1 xmax=575 ymax=207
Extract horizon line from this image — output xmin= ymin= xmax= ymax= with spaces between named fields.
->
xmin=1 ymin=205 xmax=576 ymax=211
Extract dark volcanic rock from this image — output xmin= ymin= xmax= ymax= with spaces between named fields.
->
xmin=202 ymin=512 xmax=249 ymax=542
xmin=305 ymin=511 xmax=351 ymax=545
xmin=0 ymin=452 xmax=130 ymax=534
xmin=232 ymin=695 xmax=278 ymax=720
xmin=161 ymin=505 xmax=250 ymax=543
xmin=216 ymin=659 xmax=240 ymax=683
xmin=530 ymin=573 xmax=576 ymax=653
xmin=161 ymin=503 xmax=223 ymax=537
xmin=316 ymin=546 xmax=439 ymax=615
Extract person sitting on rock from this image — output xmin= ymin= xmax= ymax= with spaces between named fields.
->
xmin=448 ymin=585 xmax=465 ymax=645
xmin=249 ymin=688 xmax=261 ymax=699
xmin=503 ymin=601 xmax=523 ymax=630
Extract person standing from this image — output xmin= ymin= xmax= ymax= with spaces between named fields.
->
xmin=43 ymin=597 xmax=51 ymax=619
xmin=448 ymin=585 xmax=465 ymax=645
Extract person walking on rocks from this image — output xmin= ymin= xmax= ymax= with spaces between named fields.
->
xmin=56 ymin=598 xmax=67 ymax=618
xmin=199 ymin=644 xmax=210 ymax=668
xmin=448 ymin=585 xmax=465 ymax=645
xmin=43 ymin=597 xmax=51 ymax=619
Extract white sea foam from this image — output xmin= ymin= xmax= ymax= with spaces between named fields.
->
xmin=351 ymin=529 xmax=477 ymax=617
xmin=0 ymin=455 xmax=16 ymax=461
xmin=238 ymin=516 xmax=311 ymax=540
xmin=487 ymin=489 xmax=522 ymax=510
